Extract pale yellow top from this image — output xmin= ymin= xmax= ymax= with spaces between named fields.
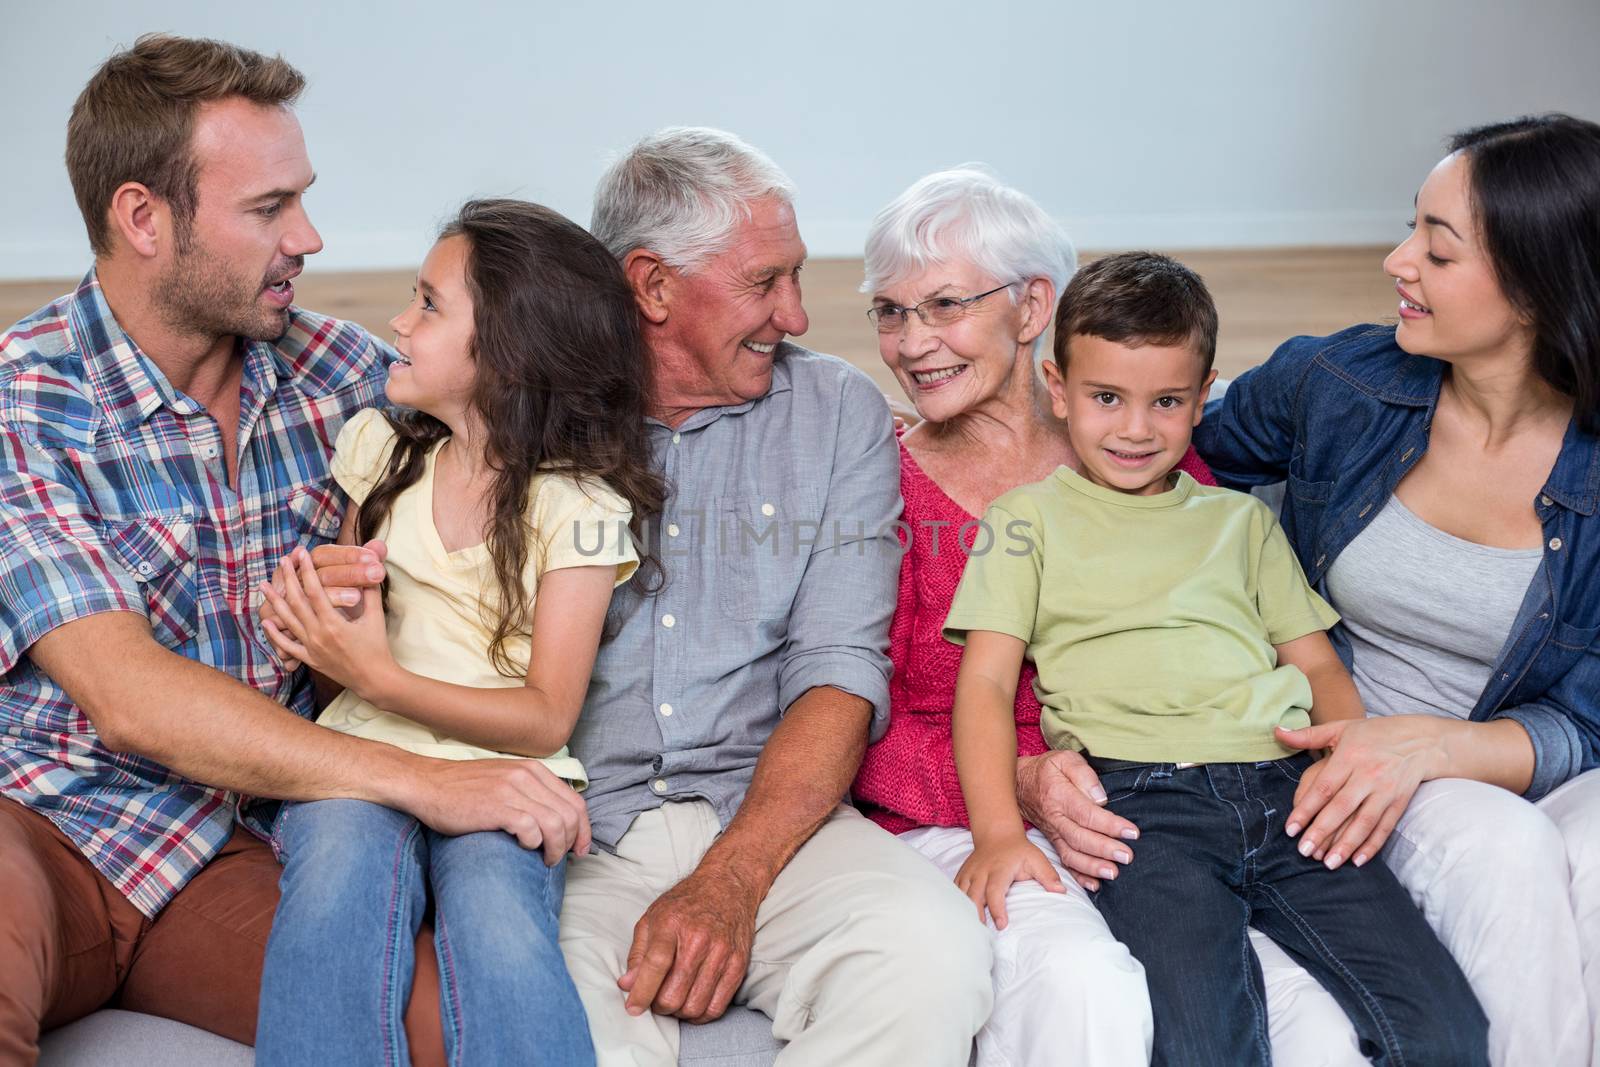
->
xmin=314 ymin=409 xmax=638 ymax=786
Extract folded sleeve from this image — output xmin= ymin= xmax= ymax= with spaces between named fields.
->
xmin=942 ymin=500 xmax=1042 ymax=647
xmin=777 ymin=372 xmax=901 ymax=735
xmin=535 ymin=476 xmax=638 ymax=587
xmin=1253 ymin=502 xmax=1339 ymax=644
xmin=329 ymin=408 xmax=399 ymax=506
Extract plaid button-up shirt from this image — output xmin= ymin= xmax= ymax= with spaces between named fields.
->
xmin=0 ymin=271 xmax=385 ymax=917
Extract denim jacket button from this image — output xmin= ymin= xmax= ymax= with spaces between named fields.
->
xmin=1541 ymin=494 xmax=1554 ymax=507
xmin=1549 ymin=537 xmax=1564 ymax=551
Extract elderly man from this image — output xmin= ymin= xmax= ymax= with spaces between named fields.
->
xmin=551 ymin=128 xmax=994 ymax=1064
xmin=0 ymin=35 xmax=584 ymax=1064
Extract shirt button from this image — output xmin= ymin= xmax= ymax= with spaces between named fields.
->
xmin=136 ymin=561 xmax=154 ymax=577
xmin=1549 ymin=537 xmax=1563 ymax=551
xmin=672 ymin=433 xmax=681 ymax=445
xmin=652 ymin=778 xmax=668 ymax=793
xmin=666 ymin=523 xmax=681 ymax=538
xmin=661 ymin=613 xmax=676 ymax=628
xmin=659 ymin=703 xmax=674 ymax=717
xmin=1541 ymin=495 xmax=1554 ymax=507
xmin=761 ymin=502 xmax=776 ymax=517
xmin=201 ymin=445 xmax=218 ymax=459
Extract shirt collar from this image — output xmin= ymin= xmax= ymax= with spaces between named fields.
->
xmin=69 ymin=268 xmax=290 ymax=434
xmin=1544 ymin=418 xmax=1600 ymax=516
xmin=646 ymin=342 xmax=797 ymax=434
xmin=69 ymin=270 xmax=192 ymax=432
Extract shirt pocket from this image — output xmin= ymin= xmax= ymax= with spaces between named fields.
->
xmin=1516 ymin=618 xmax=1599 ymax=697
xmin=286 ymin=482 xmax=347 ymax=550
xmin=104 ymin=512 xmax=199 ymax=647
xmin=716 ymin=483 xmax=823 ymax=622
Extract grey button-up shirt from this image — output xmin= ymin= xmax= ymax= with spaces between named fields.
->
xmin=570 ymin=344 xmax=902 ymax=850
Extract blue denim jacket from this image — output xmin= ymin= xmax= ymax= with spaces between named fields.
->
xmin=1195 ymin=324 xmax=1600 ymax=799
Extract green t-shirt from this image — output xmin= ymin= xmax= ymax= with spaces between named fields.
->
xmin=944 ymin=467 xmax=1339 ymax=763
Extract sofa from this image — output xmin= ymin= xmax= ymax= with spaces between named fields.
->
xmin=41 ymin=1004 xmax=783 ymax=1065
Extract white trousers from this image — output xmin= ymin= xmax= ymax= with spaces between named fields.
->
xmin=1191 ymin=770 xmax=1600 ymax=1067
xmin=558 ymin=802 xmax=993 ymax=1067
xmin=899 ymin=825 xmax=1367 ymax=1067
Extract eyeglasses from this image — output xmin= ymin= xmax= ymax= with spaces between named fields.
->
xmin=865 ymin=282 xmax=1017 ymax=333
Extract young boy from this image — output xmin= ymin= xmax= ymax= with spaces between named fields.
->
xmin=945 ymin=253 xmax=1487 ymax=1066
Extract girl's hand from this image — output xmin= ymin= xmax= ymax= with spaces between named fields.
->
xmin=258 ymin=548 xmax=394 ymax=697
xmin=954 ymin=834 xmax=1065 ymax=929
xmin=1274 ymin=716 xmax=1447 ymax=870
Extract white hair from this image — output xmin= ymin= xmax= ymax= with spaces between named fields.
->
xmin=591 ymin=126 xmax=797 ymax=271
xmin=861 ymin=165 xmax=1076 ymax=302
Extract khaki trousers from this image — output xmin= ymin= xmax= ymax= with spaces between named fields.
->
xmin=559 ymin=802 xmax=994 ymax=1067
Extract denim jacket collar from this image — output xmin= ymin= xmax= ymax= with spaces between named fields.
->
xmin=1339 ymin=340 xmax=1600 ymax=516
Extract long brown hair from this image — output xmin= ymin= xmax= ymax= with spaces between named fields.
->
xmin=359 ymin=199 xmax=664 ymax=675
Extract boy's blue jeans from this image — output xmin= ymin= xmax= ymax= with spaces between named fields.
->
xmin=1086 ymin=752 xmax=1488 ymax=1067
xmin=255 ymin=798 xmax=595 ymax=1067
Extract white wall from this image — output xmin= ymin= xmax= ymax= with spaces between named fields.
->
xmin=4 ymin=0 xmax=1598 ymax=280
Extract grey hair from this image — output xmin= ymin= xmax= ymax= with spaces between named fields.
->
xmin=861 ymin=165 xmax=1076 ymax=301
xmin=592 ymin=126 xmax=797 ymax=270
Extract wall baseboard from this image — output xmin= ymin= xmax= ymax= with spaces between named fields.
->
xmin=0 ymin=210 xmax=1402 ymax=282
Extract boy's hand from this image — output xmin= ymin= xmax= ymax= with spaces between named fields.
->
xmin=259 ymin=548 xmax=394 ymax=696
xmin=955 ymin=834 xmax=1065 ymax=929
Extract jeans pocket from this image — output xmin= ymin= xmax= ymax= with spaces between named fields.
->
xmin=1098 ymin=766 xmax=1151 ymax=803
xmin=1266 ymin=753 xmax=1312 ymax=786
xmin=269 ymin=800 xmax=298 ymax=864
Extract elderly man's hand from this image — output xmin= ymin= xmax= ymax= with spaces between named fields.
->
xmin=1015 ymin=750 xmax=1141 ymax=892
xmin=618 ymin=863 xmax=760 ymax=1023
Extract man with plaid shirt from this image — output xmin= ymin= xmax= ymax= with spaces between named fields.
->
xmin=0 ymin=35 xmax=588 ymax=1064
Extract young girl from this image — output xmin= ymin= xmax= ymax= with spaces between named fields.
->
xmin=252 ymin=199 xmax=663 ymax=1067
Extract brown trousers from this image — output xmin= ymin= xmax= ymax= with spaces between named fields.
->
xmin=0 ymin=799 xmax=445 ymax=1067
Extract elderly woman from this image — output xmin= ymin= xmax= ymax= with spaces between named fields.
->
xmin=1196 ymin=113 xmax=1600 ymax=1066
xmin=851 ymin=169 xmax=1351 ymax=1067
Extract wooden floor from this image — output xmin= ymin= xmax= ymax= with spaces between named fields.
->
xmin=0 ymin=248 xmax=1399 ymax=388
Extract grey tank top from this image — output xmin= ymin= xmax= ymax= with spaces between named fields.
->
xmin=1324 ymin=495 xmax=1541 ymax=720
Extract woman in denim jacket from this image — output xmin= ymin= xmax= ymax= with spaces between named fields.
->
xmin=1196 ymin=114 xmax=1600 ymax=1066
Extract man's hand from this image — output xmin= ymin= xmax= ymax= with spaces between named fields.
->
xmin=617 ymin=863 xmax=759 ymax=1024
xmin=259 ymin=549 xmax=396 ymax=697
xmin=259 ymin=540 xmax=388 ymax=670
xmin=405 ymin=757 xmax=591 ymax=866
xmin=1015 ymin=750 xmax=1140 ymax=891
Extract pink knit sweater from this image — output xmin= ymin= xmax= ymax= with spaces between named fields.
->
xmin=854 ymin=435 xmax=1217 ymax=833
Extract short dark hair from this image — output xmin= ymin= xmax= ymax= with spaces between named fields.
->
xmin=66 ymin=34 xmax=305 ymax=256
xmin=1449 ymin=114 xmax=1600 ymax=433
xmin=1052 ymin=251 xmax=1218 ymax=376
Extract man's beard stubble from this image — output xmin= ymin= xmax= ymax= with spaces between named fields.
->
xmin=155 ymin=238 xmax=300 ymax=345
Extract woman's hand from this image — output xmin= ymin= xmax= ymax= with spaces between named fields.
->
xmin=955 ymin=833 xmax=1065 ymax=929
xmin=1274 ymin=716 xmax=1449 ymax=870
xmin=258 ymin=547 xmax=395 ymax=698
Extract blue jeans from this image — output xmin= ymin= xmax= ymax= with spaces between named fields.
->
xmin=255 ymin=798 xmax=594 ymax=1067
xmin=1086 ymin=753 xmax=1487 ymax=1067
